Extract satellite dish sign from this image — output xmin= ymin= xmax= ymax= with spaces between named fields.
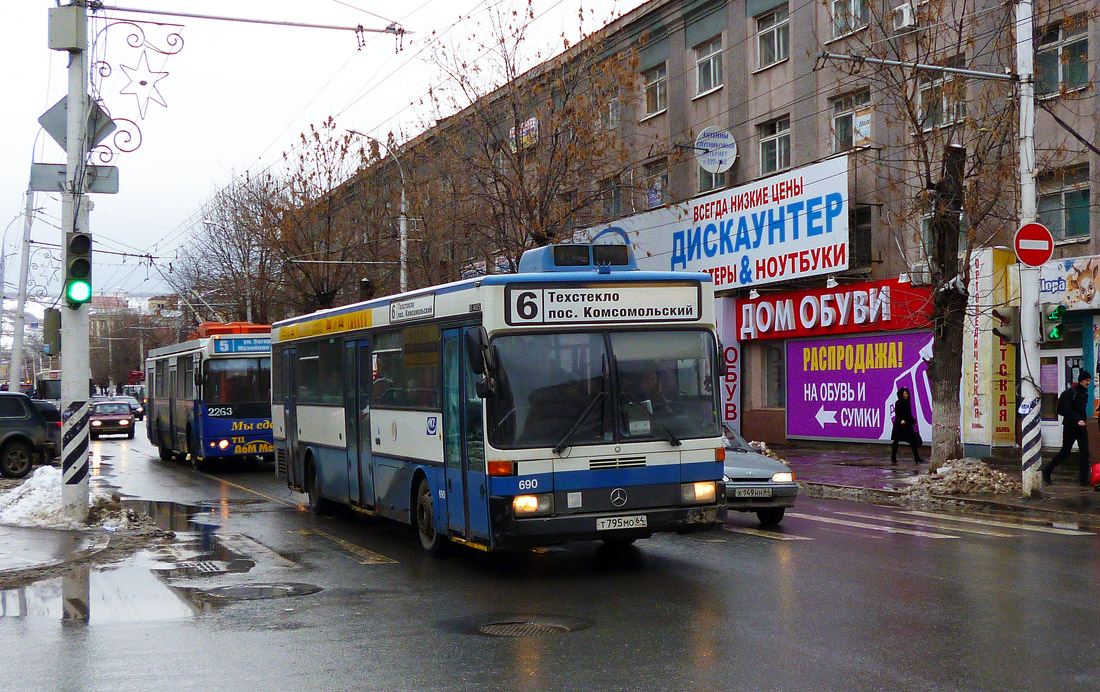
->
xmin=695 ymin=127 xmax=737 ymax=174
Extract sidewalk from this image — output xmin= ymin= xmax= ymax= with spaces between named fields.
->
xmin=782 ymin=444 xmax=1100 ymax=522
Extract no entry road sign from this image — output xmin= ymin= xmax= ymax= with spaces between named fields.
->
xmin=1014 ymin=222 xmax=1054 ymax=267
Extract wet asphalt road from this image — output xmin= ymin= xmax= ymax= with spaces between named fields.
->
xmin=4 ymin=422 xmax=1100 ymax=692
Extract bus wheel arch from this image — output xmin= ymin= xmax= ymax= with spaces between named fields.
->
xmin=412 ymin=472 xmax=449 ymax=557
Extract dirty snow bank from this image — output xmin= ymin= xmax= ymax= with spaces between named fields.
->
xmin=906 ymin=458 xmax=1021 ymax=497
xmin=749 ymin=440 xmax=787 ymax=463
xmin=0 ymin=466 xmax=141 ymax=530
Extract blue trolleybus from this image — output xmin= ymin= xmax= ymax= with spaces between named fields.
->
xmin=272 ymin=243 xmax=725 ymax=554
xmin=146 ymin=327 xmax=274 ymax=469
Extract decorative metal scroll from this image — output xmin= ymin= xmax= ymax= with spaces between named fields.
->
xmin=27 ymin=245 xmax=61 ymax=302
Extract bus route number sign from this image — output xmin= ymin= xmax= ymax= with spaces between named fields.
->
xmin=506 ymin=285 xmax=701 ymax=325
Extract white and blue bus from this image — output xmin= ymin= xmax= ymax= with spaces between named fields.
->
xmin=272 ymin=243 xmax=725 ymax=554
xmin=146 ymin=329 xmax=274 ymax=469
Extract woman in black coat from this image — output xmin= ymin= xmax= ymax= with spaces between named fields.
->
xmin=890 ymin=387 xmax=925 ymax=464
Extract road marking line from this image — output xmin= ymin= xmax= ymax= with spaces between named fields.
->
xmin=293 ymin=528 xmax=397 ymax=564
xmin=830 ymin=510 xmax=1017 ymax=538
xmin=787 ymin=512 xmax=958 ymax=538
xmin=197 ymin=470 xmax=304 ymax=509
xmin=899 ymin=510 xmax=1094 ymax=536
xmin=722 ymin=525 xmax=813 ymax=541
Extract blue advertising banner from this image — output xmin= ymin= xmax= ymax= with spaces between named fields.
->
xmin=213 ymin=337 xmax=270 ymax=354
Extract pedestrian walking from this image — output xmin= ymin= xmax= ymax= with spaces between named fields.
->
xmin=1042 ymin=370 xmax=1092 ymax=486
xmin=890 ymin=387 xmax=925 ymax=464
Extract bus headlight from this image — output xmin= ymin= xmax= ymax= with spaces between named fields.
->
xmin=771 ymin=472 xmax=794 ymax=483
xmin=513 ymin=494 xmax=553 ymax=517
xmin=218 ymin=439 xmax=230 ymax=450
xmin=681 ymin=481 xmax=716 ymax=505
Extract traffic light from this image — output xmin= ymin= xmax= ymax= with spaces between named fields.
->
xmin=43 ymin=308 xmax=61 ymax=355
xmin=1040 ymin=303 xmax=1066 ymax=343
xmin=64 ymin=230 xmax=92 ymax=308
xmin=991 ymin=306 xmax=1019 ymax=344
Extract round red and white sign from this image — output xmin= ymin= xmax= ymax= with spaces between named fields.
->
xmin=1014 ymin=222 xmax=1054 ymax=267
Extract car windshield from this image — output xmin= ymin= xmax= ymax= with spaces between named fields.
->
xmin=487 ymin=329 xmax=719 ymax=449
xmin=94 ymin=403 xmax=131 ymax=415
xmin=204 ymin=357 xmax=270 ymax=405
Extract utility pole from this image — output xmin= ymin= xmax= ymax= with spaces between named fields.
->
xmin=1016 ymin=0 xmax=1042 ymax=497
xmin=50 ymin=1 xmax=92 ymax=521
xmin=9 ymin=186 xmax=37 ymax=393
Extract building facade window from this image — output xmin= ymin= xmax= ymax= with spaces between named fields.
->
xmin=850 ymin=205 xmax=872 ymax=267
xmin=832 ymin=0 xmax=869 ymax=38
xmin=765 ymin=342 xmax=785 ymax=408
xmin=602 ymin=96 xmax=620 ymax=130
xmin=831 ymin=89 xmax=872 ymax=151
xmin=643 ymin=64 xmax=667 ymax=116
xmin=698 ymin=166 xmax=726 ymax=193
xmin=695 ymin=36 xmax=723 ymax=94
xmin=757 ymin=5 xmax=789 ymax=69
xmin=643 ymin=159 xmax=668 ymax=208
xmin=1038 ymin=166 xmax=1090 ymax=240
xmin=918 ymin=56 xmax=966 ymax=130
xmin=600 ymin=176 xmax=622 ymax=218
xmin=1036 ymin=14 xmax=1088 ymax=96
xmin=759 ymin=116 xmax=791 ymax=175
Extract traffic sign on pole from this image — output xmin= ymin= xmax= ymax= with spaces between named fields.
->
xmin=1013 ymin=222 xmax=1054 ymax=267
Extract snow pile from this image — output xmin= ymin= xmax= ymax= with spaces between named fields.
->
xmin=0 ymin=466 xmax=123 ymax=530
xmin=749 ymin=440 xmax=787 ymax=463
xmin=907 ymin=458 xmax=1022 ymax=497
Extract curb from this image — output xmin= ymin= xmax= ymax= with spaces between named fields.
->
xmin=0 ymin=532 xmax=111 ymax=582
xmin=801 ymin=481 xmax=1100 ymax=526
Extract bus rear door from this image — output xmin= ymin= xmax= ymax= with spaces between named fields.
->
xmin=282 ymin=348 xmax=301 ymax=489
xmin=345 ymin=340 xmax=375 ymax=510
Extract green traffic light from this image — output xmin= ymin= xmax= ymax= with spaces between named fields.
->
xmin=66 ymin=280 xmax=91 ymax=304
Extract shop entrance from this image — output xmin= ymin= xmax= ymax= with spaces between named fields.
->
xmin=1039 ymin=350 xmax=1086 ymax=448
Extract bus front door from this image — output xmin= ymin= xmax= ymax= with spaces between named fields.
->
xmin=443 ymin=328 xmax=489 ymax=541
xmin=345 ymin=340 xmax=374 ymax=509
xmin=282 ymin=349 xmax=301 ymax=489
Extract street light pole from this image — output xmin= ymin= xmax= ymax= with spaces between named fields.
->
xmin=9 ymin=186 xmax=37 ymax=393
xmin=347 ymin=129 xmax=408 ymax=292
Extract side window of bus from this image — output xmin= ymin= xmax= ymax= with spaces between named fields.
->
xmin=181 ymin=357 xmax=194 ymax=399
xmin=272 ymin=346 xmax=284 ymax=403
xmin=155 ymin=361 xmax=166 ymax=397
xmin=370 ymin=329 xmax=441 ymax=410
xmin=297 ymin=342 xmax=320 ymax=403
xmin=319 ymin=339 xmax=342 ymax=405
xmin=372 ymin=333 xmax=404 ymax=407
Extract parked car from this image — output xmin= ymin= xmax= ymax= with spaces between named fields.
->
xmin=722 ymin=426 xmax=798 ymax=526
xmin=31 ymin=399 xmax=62 ymax=460
xmin=90 ymin=400 xmax=135 ymax=440
xmin=118 ymin=395 xmax=145 ymax=420
xmin=0 ymin=392 xmax=56 ymax=478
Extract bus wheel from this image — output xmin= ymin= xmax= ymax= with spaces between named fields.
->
xmin=157 ymin=429 xmax=173 ymax=461
xmin=415 ymin=477 xmax=449 ymax=557
xmin=187 ymin=430 xmax=205 ymax=472
xmin=306 ymin=461 xmax=332 ymax=515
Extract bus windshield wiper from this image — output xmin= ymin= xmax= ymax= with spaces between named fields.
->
xmin=632 ymin=401 xmax=682 ymax=447
xmin=553 ymin=390 xmax=606 ymax=455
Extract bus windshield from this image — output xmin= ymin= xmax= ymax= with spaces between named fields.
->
xmin=487 ymin=329 xmax=719 ymax=449
xmin=203 ymin=358 xmax=271 ymax=405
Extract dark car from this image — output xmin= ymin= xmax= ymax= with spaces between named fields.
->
xmin=722 ymin=426 xmax=798 ymax=526
xmin=90 ymin=401 xmax=136 ymax=440
xmin=0 ymin=392 xmax=56 ymax=478
xmin=31 ymin=399 xmax=62 ymax=460
xmin=117 ymin=395 xmax=145 ymax=420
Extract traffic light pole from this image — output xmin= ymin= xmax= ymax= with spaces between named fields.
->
xmin=1017 ymin=0 xmax=1043 ymax=498
xmin=56 ymin=1 xmax=92 ymax=521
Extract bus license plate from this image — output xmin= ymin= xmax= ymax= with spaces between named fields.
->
xmin=733 ymin=487 xmax=772 ymax=498
xmin=596 ymin=515 xmax=647 ymax=531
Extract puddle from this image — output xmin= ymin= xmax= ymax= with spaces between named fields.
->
xmin=0 ymin=551 xmax=197 ymax=622
xmin=122 ymin=499 xmax=265 ymax=533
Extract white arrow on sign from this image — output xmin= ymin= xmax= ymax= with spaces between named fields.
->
xmin=815 ymin=405 xmax=838 ymax=428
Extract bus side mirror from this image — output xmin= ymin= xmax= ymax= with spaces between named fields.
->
xmin=194 ymin=370 xmax=203 ymax=388
xmin=465 ymin=327 xmax=489 ymax=374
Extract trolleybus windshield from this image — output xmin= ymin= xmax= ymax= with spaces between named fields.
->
xmin=203 ymin=358 xmax=271 ymax=404
xmin=487 ymin=328 xmax=719 ymax=449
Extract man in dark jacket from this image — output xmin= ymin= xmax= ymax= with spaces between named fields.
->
xmin=1042 ymin=370 xmax=1092 ymax=485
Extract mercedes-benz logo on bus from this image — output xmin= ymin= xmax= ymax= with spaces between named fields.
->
xmin=610 ymin=488 xmax=628 ymax=507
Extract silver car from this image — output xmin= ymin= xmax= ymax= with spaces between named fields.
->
xmin=722 ymin=427 xmax=798 ymax=526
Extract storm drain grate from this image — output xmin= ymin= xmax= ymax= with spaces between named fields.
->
xmin=176 ymin=561 xmax=224 ymax=574
xmin=478 ymin=619 xmax=573 ymax=637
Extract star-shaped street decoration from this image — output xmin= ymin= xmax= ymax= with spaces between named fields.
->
xmin=119 ymin=50 xmax=168 ymax=119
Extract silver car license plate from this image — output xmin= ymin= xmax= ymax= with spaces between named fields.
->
xmin=596 ymin=515 xmax=648 ymax=531
xmin=733 ymin=487 xmax=772 ymax=498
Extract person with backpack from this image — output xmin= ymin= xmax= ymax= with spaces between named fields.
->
xmin=1042 ymin=370 xmax=1092 ymax=486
